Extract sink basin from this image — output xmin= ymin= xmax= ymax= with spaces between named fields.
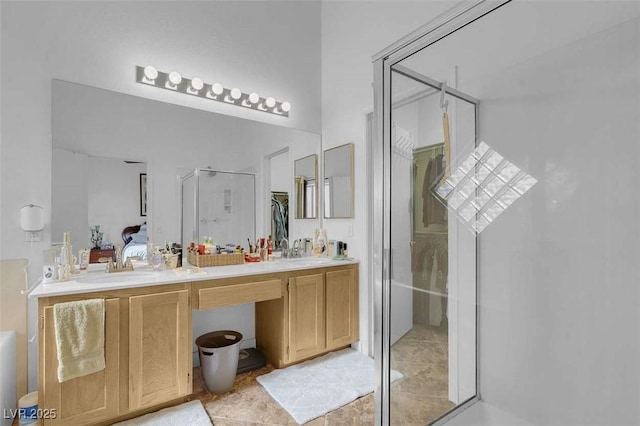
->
xmin=75 ymin=272 xmax=160 ymax=284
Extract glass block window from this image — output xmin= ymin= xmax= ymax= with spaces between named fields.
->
xmin=433 ymin=141 xmax=537 ymax=234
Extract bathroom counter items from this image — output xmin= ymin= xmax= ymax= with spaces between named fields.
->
xmin=29 ymin=257 xmax=359 ymax=298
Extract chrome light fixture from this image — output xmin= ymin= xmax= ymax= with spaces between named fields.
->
xmin=166 ymin=71 xmax=182 ymax=89
xmin=135 ymin=65 xmax=290 ymax=117
xmin=187 ymin=77 xmax=204 ymax=94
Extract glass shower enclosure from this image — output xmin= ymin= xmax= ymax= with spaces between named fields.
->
xmin=374 ymin=0 xmax=640 ymax=425
xmin=373 ymin=2 xmax=509 ymax=425
xmin=181 ymin=169 xmax=256 ymax=252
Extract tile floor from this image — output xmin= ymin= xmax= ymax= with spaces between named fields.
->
xmin=192 ymin=323 xmax=453 ymax=425
xmin=390 ymin=323 xmax=454 ymax=425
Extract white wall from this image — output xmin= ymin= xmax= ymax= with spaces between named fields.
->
xmin=88 ymin=157 xmax=146 ymax=248
xmin=1 ymin=0 xmax=320 ymax=269
xmin=473 ymin=16 xmax=640 ymax=425
xmin=51 ymin=149 xmax=89 ymax=250
xmin=270 ymin=150 xmax=290 ymax=194
xmin=1 ymin=1 xmax=320 ymax=391
xmin=321 ymin=0 xmax=453 ymax=356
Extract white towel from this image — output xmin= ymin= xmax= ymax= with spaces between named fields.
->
xmin=53 ymin=298 xmax=105 ymax=383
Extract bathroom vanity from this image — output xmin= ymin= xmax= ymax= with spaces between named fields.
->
xmin=31 ymin=259 xmax=358 ymax=426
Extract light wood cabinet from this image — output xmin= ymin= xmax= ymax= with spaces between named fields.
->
xmin=193 ymin=276 xmax=282 ymax=309
xmin=326 ymin=267 xmax=359 ymax=350
xmin=41 ymin=298 xmax=120 ymax=426
xmin=288 ymin=273 xmax=326 ymax=362
xmin=38 ymin=284 xmax=191 ymax=426
xmin=256 ymin=263 xmax=359 ymax=367
xmin=38 ymin=263 xmax=358 ymax=424
xmin=129 ymin=290 xmax=191 ymax=411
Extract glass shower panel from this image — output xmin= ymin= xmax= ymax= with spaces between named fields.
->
xmin=181 ymin=170 xmax=255 ymax=250
xmin=182 ymin=172 xmax=197 ymax=248
xmin=388 ymin=68 xmax=477 ymax=424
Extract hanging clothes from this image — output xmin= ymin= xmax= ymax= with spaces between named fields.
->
xmin=412 ymin=233 xmax=448 ymax=326
xmin=422 ymin=153 xmax=447 ymax=227
xmin=271 ymin=195 xmax=288 ymax=244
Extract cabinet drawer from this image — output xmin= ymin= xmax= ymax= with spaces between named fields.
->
xmin=197 ymin=279 xmax=282 ymax=309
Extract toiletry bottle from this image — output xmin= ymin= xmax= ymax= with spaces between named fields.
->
xmin=78 ymin=248 xmax=90 ymax=271
xmin=312 ymin=229 xmax=319 ymax=255
xmin=267 ymin=236 xmax=273 ymax=257
xmin=151 ymin=247 xmax=164 ymax=270
xmin=146 ymin=237 xmax=153 ymax=265
xmin=60 ymin=232 xmax=73 ymax=277
xmin=317 ymin=229 xmax=327 ymax=257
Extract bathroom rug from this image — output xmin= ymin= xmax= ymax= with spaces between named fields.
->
xmin=257 ymin=348 xmax=403 ymax=424
xmin=112 ymin=400 xmax=212 ymax=425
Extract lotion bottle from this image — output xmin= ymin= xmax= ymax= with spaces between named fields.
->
xmin=317 ymin=229 xmax=327 ymax=257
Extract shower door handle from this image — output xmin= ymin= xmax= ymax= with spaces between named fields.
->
xmin=383 ymin=248 xmax=393 ymax=281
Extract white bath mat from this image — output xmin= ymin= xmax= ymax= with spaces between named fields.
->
xmin=113 ymin=400 xmax=212 ymax=425
xmin=257 ymin=348 xmax=403 ymax=424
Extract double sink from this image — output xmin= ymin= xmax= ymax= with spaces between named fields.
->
xmin=73 ymin=257 xmax=333 ymax=285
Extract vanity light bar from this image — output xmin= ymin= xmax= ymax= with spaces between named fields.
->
xmin=135 ymin=65 xmax=290 ymax=117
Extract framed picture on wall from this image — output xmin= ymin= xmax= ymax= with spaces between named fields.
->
xmin=140 ymin=173 xmax=147 ymax=216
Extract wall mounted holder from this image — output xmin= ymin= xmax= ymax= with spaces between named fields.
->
xmin=20 ymin=204 xmax=44 ymax=242
xmin=135 ymin=65 xmax=290 ymax=117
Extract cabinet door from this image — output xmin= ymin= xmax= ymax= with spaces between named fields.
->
xmin=288 ymin=273 xmax=325 ymax=362
xmin=129 ymin=290 xmax=191 ymax=411
xmin=42 ymin=298 xmax=120 ymax=426
xmin=326 ymin=268 xmax=359 ymax=350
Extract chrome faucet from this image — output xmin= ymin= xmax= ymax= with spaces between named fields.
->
xmin=280 ymin=238 xmax=290 ymax=258
xmin=292 ymin=239 xmax=301 ymax=257
xmin=107 ymin=244 xmax=134 ymax=273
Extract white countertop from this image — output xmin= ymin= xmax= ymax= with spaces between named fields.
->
xmin=29 ymin=257 xmax=359 ymax=298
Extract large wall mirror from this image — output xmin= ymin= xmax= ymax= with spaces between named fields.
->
xmin=323 ymin=143 xmax=354 ymax=218
xmin=51 ymin=79 xmax=321 ymax=253
xmin=294 ymin=154 xmax=318 ymax=219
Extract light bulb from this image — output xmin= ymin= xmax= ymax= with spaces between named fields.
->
xmin=230 ymin=88 xmax=242 ymax=100
xmin=190 ymin=77 xmax=204 ymax=91
xmin=143 ymin=65 xmax=158 ymax=82
xmin=210 ymin=83 xmax=224 ymax=96
xmin=279 ymin=101 xmax=291 ymax=113
xmin=167 ymin=71 xmax=182 ymax=88
xmin=265 ymin=97 xmax=276 ymax=109
xmin=248 ymin=92 xmax=260 ymax=104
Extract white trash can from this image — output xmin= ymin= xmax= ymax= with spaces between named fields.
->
xmin=196 ymin=330 xmax=243 ymax=394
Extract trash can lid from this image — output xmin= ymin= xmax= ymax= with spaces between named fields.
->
xmin=196 ymin=330 xmax=243 ymax=348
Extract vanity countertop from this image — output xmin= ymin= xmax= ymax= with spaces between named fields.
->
xmin=29 ymin=257 xmax=359 ymax=298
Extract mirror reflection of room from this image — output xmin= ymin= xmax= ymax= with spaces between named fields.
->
xmin=323 ymin=143 xmax=354 ymax=218
xmin=51 ymin=150 xmax=147 ymax=262
xmin=270 ymin=150 xmax=290 ymax=250
xmin=294 ymin=154 xmax=317 ymax=219
xmin=51 ymin=79 xmax=321 ymax=256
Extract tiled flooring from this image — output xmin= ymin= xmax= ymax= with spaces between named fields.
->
xmin=190 ymin=363 xmax=375 ymax=425
xmin=192 ymin=323 xmax=453 ymax=425
xmin=390 ymin=323 xmax=454 ymax=425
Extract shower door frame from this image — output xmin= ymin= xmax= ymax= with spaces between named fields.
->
xmin=371 ymin=1 xmax=511 ymax=424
